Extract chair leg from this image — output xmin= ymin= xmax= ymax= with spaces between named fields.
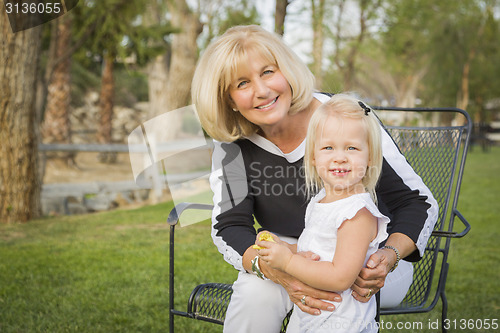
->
xmin=441 ymin=290 xmax=448 ymax=333
xmin=440 ymin=262 xmax=449 ymax=333
xmin=169 ymin=225 xmax=176 ymax=333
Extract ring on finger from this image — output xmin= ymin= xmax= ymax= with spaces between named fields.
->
xmin=301 ymin=295 xmax=307 ymax=305
xmin=365 ymin=289 xmax=373 ymax=298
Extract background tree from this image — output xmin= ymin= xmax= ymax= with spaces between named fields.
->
xmin=424 ymin=0 xmax=497 ymax=115
xmin=145 ymin=0 xmax=171 ymax=124
xmin=376 ymin=0 xmax=500 ymax=118
xmin=75 ymin=0 xmax=152 ymax=162
xmin=368 ymin=0 xmax=433 ymax=107
xmin=0 ymin=14 xmax=43 ymax=223
xmin=311 ymin=0 xmax=325 ymax=89
xmin=212 ymin=0 xmax=259 ymax=38
xmin=330 ymin=0 xmax=382 ymax=91
xmin=41 ymin=14 xmax=74 ymax=165
xmin=198 ymin=0 xmax=259 ymax=50
xmin=468 ymin=6 xmax=500 ymax=122
xmin=161 ymin=0 xmax=203 ymax=140
xmin=275 ymin=0 xmax=290 ymax=35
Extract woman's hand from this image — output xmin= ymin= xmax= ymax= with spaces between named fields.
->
xmin=350 ymin=248 xmax=393 ymax=302
xmin=260 ymin=251 xmax=342 ymax=316
xmin=351 ymin=234 xmax=416 ymax=302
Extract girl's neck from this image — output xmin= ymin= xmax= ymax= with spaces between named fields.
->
xmin=320 ymin=183 xmax=367 ymax=203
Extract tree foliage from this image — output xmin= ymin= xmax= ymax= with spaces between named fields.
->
xmin=362 ymin=0 xmax=500 ymax=113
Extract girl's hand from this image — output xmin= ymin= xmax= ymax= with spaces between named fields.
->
xmin=255 ymin=240 xmax=293 ymax=271
xmin=254 ymin=231 xmax=282 ymax=245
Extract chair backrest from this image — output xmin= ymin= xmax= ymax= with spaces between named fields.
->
xmin=375 ymin=107 xmax=472 ymax=310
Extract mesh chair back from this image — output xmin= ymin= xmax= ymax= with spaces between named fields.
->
xmin=378 ymin=108 xmax=471 ymax=310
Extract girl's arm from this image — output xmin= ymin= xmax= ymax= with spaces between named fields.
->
xmin=257 ymin=208 xmax=378 ymax=292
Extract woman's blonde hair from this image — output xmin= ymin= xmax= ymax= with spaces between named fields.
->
xmin=192 ymin=25 xmax=315 ymax=142
xmin=303 ymin=94 xmax=383 ymax=203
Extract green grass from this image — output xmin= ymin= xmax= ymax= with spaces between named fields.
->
xmin=1 ymin=146 xmax=499 ymax=332
xmin=382 ymin=146 xmax=500 ymax=332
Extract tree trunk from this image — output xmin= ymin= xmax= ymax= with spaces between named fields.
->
xmin=145 ymin=0 xmax=169 ymax=120
xmin=343 ymin=1 xmax=368 ymax=91
xmin=396 ymin=68 xmax=426 ymax=108
xmin=457 ymin=61 xmax=471 ymax=112
xmin=311 ymin=0 xmax=325 ymax=89
xmin=42 ymin=14 xmax=74 ymax=164
xmin=275 ymin=0 xmax=289 ymax=36
xmin=96 ymin=52 xmax=116 ymax=163
xmin=0 ymin=14 xmax=43 ymax=223
xmin=147 ymin=54 xmax=169 ymax=119
xmin=164 ymin=0 xmax=203 ymax=141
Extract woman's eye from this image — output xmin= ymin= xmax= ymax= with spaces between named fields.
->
xmin=237 ymin=81 xmax=248 ymax=88
xmin=263 ymin=69 xmax=274 ymax=75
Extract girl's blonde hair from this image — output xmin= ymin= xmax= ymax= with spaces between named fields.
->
xmin=192 ymin=25 xmax=315 ymax=142
xmin=303 ymin=94 xmax=383 ymax=203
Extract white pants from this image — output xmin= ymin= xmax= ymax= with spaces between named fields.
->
xmin=222 ymin=260 xmax=413 ymax=333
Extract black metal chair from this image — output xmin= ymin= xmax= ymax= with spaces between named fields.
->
xmin=168 ymin=107 xmax=472 ymax=333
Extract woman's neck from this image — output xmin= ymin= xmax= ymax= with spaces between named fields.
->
xmin=258 ymin=98 xmax=321 ymax=154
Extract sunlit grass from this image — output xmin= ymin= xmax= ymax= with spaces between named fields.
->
xmin=0 ymin=146 xmax=498 ymax=332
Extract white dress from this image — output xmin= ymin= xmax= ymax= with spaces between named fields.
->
xmin=286 ymin=190 xmax=390 ymax=333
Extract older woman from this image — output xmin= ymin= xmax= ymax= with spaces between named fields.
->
xmin=191 ymin=25 xmax=437 ymax=333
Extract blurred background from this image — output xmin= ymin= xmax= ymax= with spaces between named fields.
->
xmin=1 ymin=0 xmax=500 ymax=223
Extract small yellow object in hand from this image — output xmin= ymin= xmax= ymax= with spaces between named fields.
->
xmin=252 ymin=232 xmax=276 ymax=250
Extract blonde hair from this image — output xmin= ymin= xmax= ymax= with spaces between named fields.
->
xmin=192 ymin=25 xmax=315 ymax=142
xmin=303 ymin=94 xmax=383 ymax=203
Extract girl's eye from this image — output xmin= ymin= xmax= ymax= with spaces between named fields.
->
xmin=322 ymin=146 xmax=333 ymax=150
xmin=348 ymin=146 xmax=357 ymax=151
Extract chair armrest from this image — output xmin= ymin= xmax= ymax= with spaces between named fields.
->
xmin=431 ymin=209 xmax=471 ymax=238
xmin=167 ymin=202 xmax=214 ymax=226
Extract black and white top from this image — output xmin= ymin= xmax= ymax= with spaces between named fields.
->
xmin=209 ymin=93 xmax=438 ymax=272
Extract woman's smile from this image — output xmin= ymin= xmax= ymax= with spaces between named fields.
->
xmin=256 ymin=96 xmax=279 ymax=110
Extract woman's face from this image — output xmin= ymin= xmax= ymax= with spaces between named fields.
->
xmin=228 ymin=51 xmax=292 ymax=132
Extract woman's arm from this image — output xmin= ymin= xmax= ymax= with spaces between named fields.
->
xmin=258 ymin=208 xmax=378 ymax=292
xmin=210 ymin=141 xmax=257 ymax=271
xmin=377 ymin=127 xmax=439 ymax=260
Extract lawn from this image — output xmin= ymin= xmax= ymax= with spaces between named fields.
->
xmin=1 ymin=146 xmax=499 ymax=332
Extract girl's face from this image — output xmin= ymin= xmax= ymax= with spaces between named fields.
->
xmin=228 ymin=51 xmax=292 ymax=133
xmin=313 ymin=115 xmax=370 ymax=202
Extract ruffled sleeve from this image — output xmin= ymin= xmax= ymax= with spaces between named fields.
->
xmin=334 ymin=193 xmax=389 ymax=246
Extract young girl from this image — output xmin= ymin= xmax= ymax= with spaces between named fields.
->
xmin=255 ymin=94 xmax=389 ymax=333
